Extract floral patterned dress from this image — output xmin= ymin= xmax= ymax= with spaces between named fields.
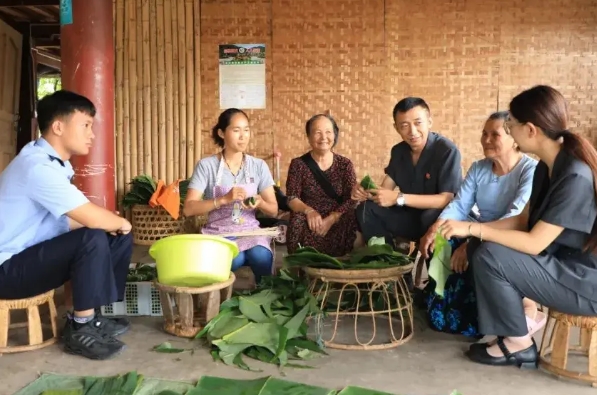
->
xmin=286 ymin=153 xmax=358 ymax=257
xmin=424 ymin=238 xmax=482 ymax=339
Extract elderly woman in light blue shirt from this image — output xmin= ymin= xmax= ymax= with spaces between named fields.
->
xmin=419 ymin=111 xmax=542 ymax=338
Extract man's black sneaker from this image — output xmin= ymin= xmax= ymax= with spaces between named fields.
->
xmin=63 ymin=317 xmax=126 ymax=360
xmin=94 ymin=308 xmax=130 ymax=337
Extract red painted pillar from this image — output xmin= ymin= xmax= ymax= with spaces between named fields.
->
xmin=61 ymin=0 xmax=115 ymax=211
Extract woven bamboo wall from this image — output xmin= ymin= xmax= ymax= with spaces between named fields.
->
xmin=114 ymin=0 xmax=201 ymax=208
xmin=114 ymin=0 xmax=597 ymax=200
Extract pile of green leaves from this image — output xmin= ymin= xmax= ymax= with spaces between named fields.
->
xmin=195 ymin=270 xmax=326 ymax=371
xmin=41 ymin=371 xmax=143 ymax=395
xmin=121 ymin=175 xmax=191 ymax=209
xmin=284 ymin=237 xmax=413 ymax=270
xmin=126 ymin=264 xmax=157 ymax=282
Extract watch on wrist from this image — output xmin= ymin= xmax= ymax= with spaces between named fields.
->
xmin=396 ymin=192 xmax=405 ymax=207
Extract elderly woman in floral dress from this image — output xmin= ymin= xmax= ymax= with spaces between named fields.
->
xmin=285 ymin=114 xmax=358 ymax=257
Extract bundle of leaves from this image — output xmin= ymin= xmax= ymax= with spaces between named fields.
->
xmin=121 ymin=174 xmax=156 ymax=209
xmin=121 ymin=175 xmax=191 ymax=210
xmin=195 ymin=270 xmax=326 ymax=371
xmin=126 ymin=264 xmax=157 ymax=282
xmin=359 ymin=174 xmax=377 ymax=191
xmin=283 ymin=237 xmax=413 ymax=270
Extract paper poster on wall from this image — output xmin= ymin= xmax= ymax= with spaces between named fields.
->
xmin=60 ymin=0 xmax=73 ymax=26
xmin=218 ymin=44 xmax=266 ymax=110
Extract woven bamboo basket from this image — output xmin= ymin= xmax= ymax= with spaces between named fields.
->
xmin=131 ymin=204 xmax=186 ymax=246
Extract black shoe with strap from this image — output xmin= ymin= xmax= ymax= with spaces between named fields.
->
xmin=465 ymin=336 xmax=538 ymax=369
xmin=62 ymin=316 xmax=126 ymax=360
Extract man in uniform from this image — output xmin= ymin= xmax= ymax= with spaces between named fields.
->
xmin=0 ymin=90 xmax=133 ymax=360
xmin=353 ymin=97 xmax=463 ymax=247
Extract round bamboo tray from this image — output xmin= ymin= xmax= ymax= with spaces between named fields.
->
xmin=131 ymin=205 xmax=185 ymax=246
xmin=302 ymin=263 xmax=414 ymax=283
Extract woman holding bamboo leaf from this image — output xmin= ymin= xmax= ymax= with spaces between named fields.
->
xmin=183 ymin=109 xmax=278 ymax=284
xmin=285 ymin=114 xmax=358 ymax=257
xmin=439 ymin=86 xmax=597 ymax=368
xmin=419 ymin=111 xmax=540 ymax=339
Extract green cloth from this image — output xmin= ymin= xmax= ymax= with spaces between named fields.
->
xmin=427 ymin=232 xmax=452 ymax=296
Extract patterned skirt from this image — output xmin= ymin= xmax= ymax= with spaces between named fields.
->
xmin=423 ymin=238 xmax=483 ymax=339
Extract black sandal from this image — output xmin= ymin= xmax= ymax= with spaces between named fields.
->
xmin=465 ymin=336 xmax=538 ymax=369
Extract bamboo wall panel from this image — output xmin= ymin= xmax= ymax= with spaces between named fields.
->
xmin=496 ymin=0 xmax=597 ymax=143
xmin=115 ymin=0 xmax=597 ymax=202
xmin=386 ymin=0 xmax=502 ymax=174
xmin=272 ymin=0 xmax=390 ymax=184
xmin=200 ymin=0 xmax=274 ymax=173
xmin=114 ymin=0 xmax=201 ymax=210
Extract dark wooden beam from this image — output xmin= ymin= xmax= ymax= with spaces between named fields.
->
xmin=16 ymin=27 xmax=36 ymax=153
xmin=29 ymin=23 xmax=59 ymax=38
xmin=0 ymin=1 xmax=59 ymax=6
xmin=0 ymin=7 xmax=29 ymax=19
xmin=32 ymin=48 xmax=60 ymax=71
xmin=33 ymin=37 xmax=59 ymax=48
xmin=0 ymin=14 xmax=27 ymax=33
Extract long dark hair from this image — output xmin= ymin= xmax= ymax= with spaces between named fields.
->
xmin=211 ymin=108 xmax=249 ymax=148
xmin=510 ymin=85 xmax=597 ymax=251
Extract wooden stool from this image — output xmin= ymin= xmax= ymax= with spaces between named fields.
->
xmin=0 ymin=290 xmax=59 ymax=354
xmin=154 ymin=273 xmax=236 ymax=338
xmin=539 ymin=310 xmax=597 ymax=386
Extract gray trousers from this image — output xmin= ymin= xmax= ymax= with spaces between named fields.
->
xmin=471 ymin=241 xmax=597 ymax=337
xmin=355 ymin=201 xmax=442 ymax=243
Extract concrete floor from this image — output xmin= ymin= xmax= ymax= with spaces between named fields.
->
xmin=2 ymin=314 xmax=595 ymax=395
xmin=1 ymin=246 xmax=595 ymax=395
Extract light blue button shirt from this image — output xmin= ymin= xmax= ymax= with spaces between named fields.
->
xmin=0 ymin=138 xmax=89 ymax=265
xmin=439 ymin=155 xmax=538 ymax=223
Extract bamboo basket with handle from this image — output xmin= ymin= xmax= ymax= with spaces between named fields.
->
xmin=131 ymin=205 xmax=207 ymax=245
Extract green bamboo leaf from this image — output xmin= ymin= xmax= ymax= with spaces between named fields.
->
xmin=41 ymin=391 xmax=82 ymax=395
xmin=275 ymin=326 xmax=289 ymax=366
xmin=152 ymin=342 xmax=187 ymax=353
xmin=284 ymin=303 xmax=311 ymax=339
xmin=221 ymin=323 xmax=281 ymax=356
xmin=245 ymin=346 xmax=277 ymax=364
xmin=238 ymin=291 xmax=280 ymax=323
xmin=286 ymin=338 xmax=327 ymax=355
xmin=219 ymin=297 xmax=240 ymax=311
xmin=196 ymin=308 xmax=235 ymax=339
xmin=259 ymin=377 xmax=333 ymax=395
xmin=233 ymin=353 xmax=253 ymax=371
xmin=337 ymin=386 xmax=394 ymax=395
xmin=208 ymin=313 xmax=250 ymax=340
xmin=192 ymin=376 xmax=269 ymax=395
xmin=212 ymin=340 xmax=253 ymax=366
